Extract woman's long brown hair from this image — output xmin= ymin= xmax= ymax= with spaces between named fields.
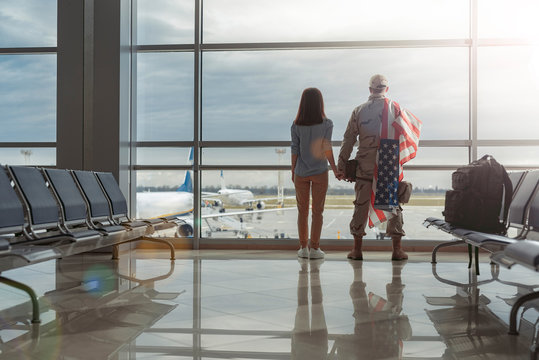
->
xmin=294 ymin=87 xmax=326 ymax=126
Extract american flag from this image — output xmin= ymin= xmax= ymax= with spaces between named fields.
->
xmin=374 ymin=139 xmax=399 ymax=211
xmin=368 ymin=99 xmax=422 ymax=228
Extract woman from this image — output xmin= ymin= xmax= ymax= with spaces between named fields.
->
xmin=291 ymin=88 xmax=341 ymax=259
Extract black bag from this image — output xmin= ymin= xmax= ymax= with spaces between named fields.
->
xmin=344 ymin=159 xmax=358 ymax=182
xmin=443 ymin=155 xmax=513 ymax=234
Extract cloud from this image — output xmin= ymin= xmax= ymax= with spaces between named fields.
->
xmin=202 ymin=0 xmax=468 ymax=43
xmin=0 ymin=55 xmax=56 ymax=142
xmin=136 ymin=0 xmax=194 ymax=45
xmin=0 ymin=0 xmax=56 ymax=47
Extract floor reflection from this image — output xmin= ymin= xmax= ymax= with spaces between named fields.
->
xmin=333 ymin=261 xmax=411 ymax=359
xmin=292 ymin=258 xmax=328 ymax=359
xmin=0 ymin=251 xmax=537 ymax=359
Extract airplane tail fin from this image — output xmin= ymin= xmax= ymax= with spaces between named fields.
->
xmin=220 ymin=170 xmax=227 ymax=190
xmin=177 ymin=170 xmax=193 ymax=193
xmin=178 ymin=147 xmax=194 ymax=192
xmin=188 ymin=147 xmax=194 ymax=164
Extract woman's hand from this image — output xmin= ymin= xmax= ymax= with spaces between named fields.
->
xmin=291 ymin=171 xmax=295 ymax=183
xmin=334 ymin=169 xmax=344 ymax=181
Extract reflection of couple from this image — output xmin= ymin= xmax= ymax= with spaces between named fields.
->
xmin=291 ymin=259 xmax=328 ymax=360
xmin=291 ymin=260 xmax=411 ymax=360
xmin=291 ymin=75 xmax=422 ymax=261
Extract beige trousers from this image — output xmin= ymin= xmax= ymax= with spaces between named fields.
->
xmin=294 ymin=171 xmax=328 ymax=249
xmin=350 ymin=178 xmax=405 ymax=237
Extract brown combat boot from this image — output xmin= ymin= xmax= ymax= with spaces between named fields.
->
xmin=391 ymin=236 xmax=408 ymax=261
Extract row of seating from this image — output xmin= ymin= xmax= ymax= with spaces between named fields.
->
xmin=423 ymin=169 xmax=539 ymax=337
xmin=424 ymin=170 xmax=539 ymax=267
xmin=0 ymin=165 xmax=180 ymax=323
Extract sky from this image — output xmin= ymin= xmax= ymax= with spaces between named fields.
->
xmin=1 ymin=0 xmax=539 ymax=189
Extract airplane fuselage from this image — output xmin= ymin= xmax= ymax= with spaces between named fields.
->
xmin=217 ymin=188 xmax=254 ymax=206
xmin=136 ymin=191 xmax=193 ymax=219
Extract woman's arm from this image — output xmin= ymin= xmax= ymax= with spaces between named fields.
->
xmin=325 ymin=149 xmax=342 ymax=179
xmin=291 ymin=153 xmax=298 ymax=182
xmin=323 ymin=121 xmax=343 ymax=179
xmin=291 ymin=125 xmax=299 ymax=182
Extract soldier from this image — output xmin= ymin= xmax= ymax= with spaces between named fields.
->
xmin=337 ymin=74 xmax=421 ymax=260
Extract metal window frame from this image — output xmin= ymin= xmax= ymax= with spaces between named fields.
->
xmin=0 ymin=45 xmax=58 ymax=164
xmin=125 ymin=0 xmax=539 ymax=250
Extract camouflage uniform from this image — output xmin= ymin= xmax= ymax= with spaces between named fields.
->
xmin=338 ymin=93 xmax=405 ymax=237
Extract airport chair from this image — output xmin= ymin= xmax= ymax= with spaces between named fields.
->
xmin=426 ymin=171 xmax=535 ymax=267
xmin=8 ymin=166 xmax=101 ymax=246
xmin=94 ymin=172 xmax=161 ymax=228
xmin=73 ymin=170 xmax=175 ymax=259
xmin=491 ymin=240 xmax=539 ymax=336
xmin=0 ymin=166 xmax=62 ymax=324
xmin=521 ymin=174 xmax=539 ymax=239
xmin=71 ymin=170 xmax=129 ymax=235
xmin=41 ymin=168 xmax=103 ymax=246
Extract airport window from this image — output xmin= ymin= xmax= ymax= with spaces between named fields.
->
xmin=477 ymin=46 xmax=539 ymax=140
xmin=0 ymin=55 xmax=56 ymax=143
xmin=136 ymin=0 xmax=195 ymax=45
xmin=203 ymin=0 xmax=469 ymax=43
xmin=0 ymin=0 xmax=57 ymax=167
xmin=202 ymin=48 xmax=469 ymax=141
xmin=478 ymin=0 xmax=539 ymax=39
xmin=136 ymin=52 xmax=194 ymax=141
xmin=477 ymin=147 xmax=539 ymax=167
xmin=0 ymin=148 xmax=56 ymax=167
xmin=136 ymin=147 xmax=194 ymax=166
xmin=132 ymin=0 xmax=539 ymax=246
xmin=0 ymin=0 xmax=57 ymax=48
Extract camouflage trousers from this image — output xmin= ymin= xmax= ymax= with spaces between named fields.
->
xmin=350 ymin=178 xmax=405 ymax=237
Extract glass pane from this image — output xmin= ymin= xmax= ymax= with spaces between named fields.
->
xmin=136 ymin=52 xmax=194 ymax=141
xmin=0 ymin=148 xmax=56 ymax=166
xmin=477 ymin=46 xmax=539 ymax=139
xmin=478 ymin=0 xmax=539 ymax=39
xmin=401 ymin=170 xmax=452 ymax=241
xmin=203 ymin=0 xmax=469 ymax=43
xmin=199 ymin=170 xmax=453 ymax=241
xmin=477 ymin=147 xmax=539 ymax=167
xmin=202 ymin=48 xmax=469 ymax=141
xmin=0 ymin=0 xmax=57 ymax=47
xmin=136 ymin=0 xmax=195 ymax=45
xmin=136 ymin=170 xmax=193 ymax=219
xmin=136 ymin=147 xmax=193 ymax=166
xmin=411 ymin=147 xmax=468 ymax=166
xmin=203 ymin=147 xmax=291 ymax=166
xmin=0 ymin=55 xmax=56 ymax=142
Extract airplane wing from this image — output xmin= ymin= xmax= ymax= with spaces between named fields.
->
xmin=238 ymin=195 xmax=295 ymax=205
xmin=201 ymin=206 xmax=296 ymax=218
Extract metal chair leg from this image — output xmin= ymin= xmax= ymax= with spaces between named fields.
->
xmin=468 ymin=244 xmax=473 ymax=269
xmin=140 ymin=236 xmax=176 ymax=260
xmin=431 ymin=239 xmax=466 ymax=264
xmin=509 ymin=291 xmax=539 ymax=335
xmin=475 ymin=246 xmax=480 ymax=275
xmin=0 ymin=276 xmax=41 ymax=324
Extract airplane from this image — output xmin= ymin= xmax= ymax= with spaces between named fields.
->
xmin=136 ymin=151 xmax=295 ymax=238
xmin=214 ymin=170 xmax=293 ymax=210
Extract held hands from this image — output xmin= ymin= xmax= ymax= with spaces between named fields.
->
xmin=332 ymin=168 xmax=345 ymax=181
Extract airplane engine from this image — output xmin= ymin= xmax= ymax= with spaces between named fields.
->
xmin=176 ymin=220 xmax=194 ymax=237
xmin=256 ymin=201 xmax=266 ymax=210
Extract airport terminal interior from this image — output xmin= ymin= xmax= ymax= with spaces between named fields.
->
xmin=1 ymin=0 xmax=539 ymax=359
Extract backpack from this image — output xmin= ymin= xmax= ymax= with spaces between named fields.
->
xmin=443 ymin=155 xmax=513 ymax=234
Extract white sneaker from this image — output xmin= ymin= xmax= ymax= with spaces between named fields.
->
xmin=297 ymin=247 xmax=309 ymax=258
xmin=309 ymin=248 xmax=325 ymax=259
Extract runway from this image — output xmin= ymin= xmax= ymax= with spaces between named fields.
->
xmin=203 ymin=205 xmax=454 ymax=241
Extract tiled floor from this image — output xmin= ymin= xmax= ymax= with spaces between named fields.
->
xmin=0 ymin=249 xmax=538 ymax=359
